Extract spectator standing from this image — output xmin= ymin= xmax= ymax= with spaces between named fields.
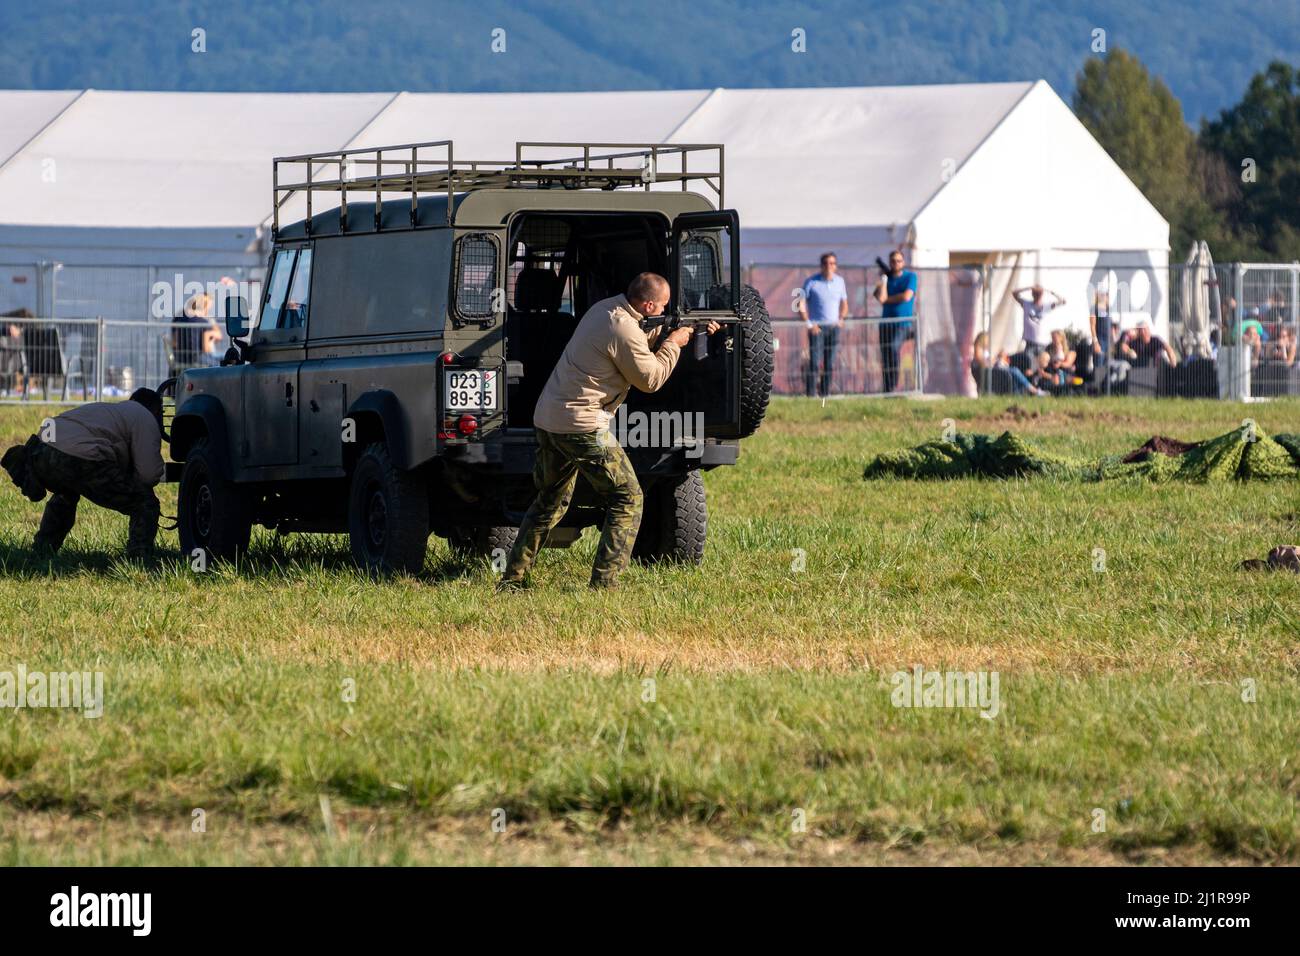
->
xmin=0 ymin=307 xmax=32 ymax=396
xmin=172 ymin=292 xmax=219 ymax=373
xmin=798 ymin=252 xmax=848 ymax=398
xmin=1089 ymin=291 xmax=1118 ymax=393
xmin=873 ymin=249 xmax=916 ymax=393
xmin=1012 ymin=284 xmax=1064 ymax=366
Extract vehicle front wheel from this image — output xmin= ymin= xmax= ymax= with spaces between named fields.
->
xmin=348 ymin=443 xmax=430 ymax=575
xmin=177 ymin=436 xmax=252 ymax=564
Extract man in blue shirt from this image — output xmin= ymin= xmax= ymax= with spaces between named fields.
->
xmin=798 ymin=252 xmax=849 ymax=397
xmin=873 ymin=249 xmax=917 ymax=393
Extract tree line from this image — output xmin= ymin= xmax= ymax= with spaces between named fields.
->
xmin=1074 ymin=49 xmax=1300 ymax=261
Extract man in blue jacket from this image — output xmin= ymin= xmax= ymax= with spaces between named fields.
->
xmin=873 ymin=250 xmax=917 ymax=393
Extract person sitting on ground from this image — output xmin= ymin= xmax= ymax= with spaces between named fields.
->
xmin=1043 ymin=328 xmax=1078 ymax=390
xmin=1119 ymin=319 xmax=1177 ymax=368
xmin=1240 ymin=322 xmax=1264 ymax=366
xmin=1271 ymin=325 xmax=1297 ymax=367
xmin=971 ymin=332 xmax=1048 ymax=396
xmin=1 ymin=389 xmax=166 ymax=559
xmin=1239 ymin=308 xmax=1269 ymax=345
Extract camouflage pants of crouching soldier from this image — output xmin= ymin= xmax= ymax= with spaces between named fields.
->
xmin=25 ymin=439 xmax=160 ymax=557
xmin=501 ymin=428 xmax=642 ymax=589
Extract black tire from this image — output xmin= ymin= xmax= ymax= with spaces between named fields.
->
xmin=632 ymin=470 xmax=707 ymax=565
xmin=447 ymin=525 xmax=518 ymax=560
xmin=709 ymin=283 xmax=773 ymax=438
xmin=177 ymin=436 xmax=252 ymax=563
xmin=348 ymin=443 xmax=429 ymax=575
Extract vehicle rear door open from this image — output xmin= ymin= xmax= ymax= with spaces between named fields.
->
xmin=668 ymin=209 xmax=742 ymax=437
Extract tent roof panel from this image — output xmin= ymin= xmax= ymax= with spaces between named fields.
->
xmin=671 ymin=83 xmax=1034 ymax=226
xmin=351 ymin=89 xmax=712 ymax=155
xmin=0 ymin=83 xmax=1166 ymax=249
xmin=0 ymin=89 xmax=83 ymax=166
xmin=0 ymin=90 xmax=394 ymax=227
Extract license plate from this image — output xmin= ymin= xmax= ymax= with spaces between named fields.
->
xmin=444 ymin=368 xmax=498 ymax=412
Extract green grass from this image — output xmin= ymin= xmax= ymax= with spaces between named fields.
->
xmin=0 ymin=396 xmax=1297 ymax=865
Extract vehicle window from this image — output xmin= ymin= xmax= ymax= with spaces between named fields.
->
xmin=309 ymin=231 xmax=450 ymax=339
xmin=259 ymin=249 xmax=297 ymax=330
xmin=282 ymin=248 xmax=313 ymax=329
xmin=455 ymin=234 xmax=498 ymax=320
xmin=680 ymin=233 xmax=722 ymax=308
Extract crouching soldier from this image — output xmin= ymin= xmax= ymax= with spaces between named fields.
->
xmin=1 ymin=388 xmax=165 ymax=558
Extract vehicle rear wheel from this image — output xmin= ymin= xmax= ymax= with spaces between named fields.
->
xmin=709 ymin=282 xmax=773 ymax=439
xmin=448 ymin=525 xmax=518 ymax=563
xmin=177 ymin=436 xmax=252 ymax=563
xmin=348 ymin=443 xmax=429 ymax=575
xmin=632 ymin=470 xmax=707 ymax=565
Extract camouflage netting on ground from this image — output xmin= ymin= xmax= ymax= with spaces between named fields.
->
xmin=863 ymin=427 xmax=1300 ymax=482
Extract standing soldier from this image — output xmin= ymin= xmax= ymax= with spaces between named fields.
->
xmin=2 ymin=388 xmax=166 ymax=558
xmin=498 ymin=272 xmax=717 ymax=591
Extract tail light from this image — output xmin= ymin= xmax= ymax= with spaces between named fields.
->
xmin=457 ymin=414 xmax=479 ymax=436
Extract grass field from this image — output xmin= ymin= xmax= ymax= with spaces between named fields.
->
xmin=0 ymin=396 xmax=1297 ymax=865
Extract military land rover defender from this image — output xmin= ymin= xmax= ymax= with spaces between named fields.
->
xmin=162 ymin=141 xmax=773 ymax=574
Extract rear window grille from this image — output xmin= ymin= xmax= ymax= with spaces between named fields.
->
xmin=680 ymin=236 xmax=719 ymax=304
xmin=454 ymin=233 xmax=499 ymax=320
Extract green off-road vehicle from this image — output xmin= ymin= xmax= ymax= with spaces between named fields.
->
xmin=161 ymin=141 xmax=772 ymax=574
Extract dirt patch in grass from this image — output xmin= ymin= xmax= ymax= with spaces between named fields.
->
xmin=1 ymin=807 xmax=1272 ymax=866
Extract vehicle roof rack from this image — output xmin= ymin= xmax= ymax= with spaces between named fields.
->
xmin=271 ymin=141 xmax=725 ymax=236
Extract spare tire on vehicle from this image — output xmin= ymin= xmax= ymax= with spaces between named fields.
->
xmin=708 ymin=282 xmax=773 ymax=439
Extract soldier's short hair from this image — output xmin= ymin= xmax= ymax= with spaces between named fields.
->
xmin=627 ymin=272 xmax=670 ymax=304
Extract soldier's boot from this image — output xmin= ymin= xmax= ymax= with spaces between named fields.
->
xmin=124 ymin=493 xmax=161 ymax=559
xmin=33 ymin=492 xmax=79 ymax=555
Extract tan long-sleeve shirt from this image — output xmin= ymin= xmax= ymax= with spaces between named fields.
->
xmin=533 ymin=294 xmax=682 ymax=434
xmin=44 ymin=400 xmax=165 ymax=486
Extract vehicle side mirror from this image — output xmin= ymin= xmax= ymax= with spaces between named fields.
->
xmin=220 ymin=290 xmax=251 ymax=338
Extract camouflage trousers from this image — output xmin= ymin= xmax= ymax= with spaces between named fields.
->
xmin=502 ymin=428 xmax=642 ymax=588
xmin=23 ymin=438 xmax=160 ymax=557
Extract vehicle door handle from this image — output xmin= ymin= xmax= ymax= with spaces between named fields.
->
xmin=285 ymin=382 xmax=294 ymax=406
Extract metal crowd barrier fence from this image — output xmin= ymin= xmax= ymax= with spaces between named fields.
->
xmin=749 ymin=261 xmax=1300 ymax=400
xmin=2 ymin=261 xmax=1298 ymax=404
xmin=0 ymin=262 xmax=263 ymax=323
xmin=0 ymin=317 xmax=223 ymax=404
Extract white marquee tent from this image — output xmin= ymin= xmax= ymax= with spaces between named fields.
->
xmin=0 ymin=81 xmax=1168 ymax=343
